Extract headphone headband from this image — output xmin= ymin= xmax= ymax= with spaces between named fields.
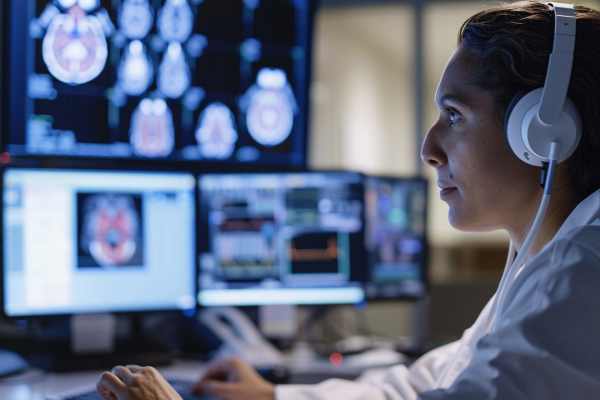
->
xmin=539 ymin=3 xmax=576 ymax=125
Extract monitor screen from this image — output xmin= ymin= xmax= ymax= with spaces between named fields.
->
xmin=4 ymin=0 xmax=313 ymax=166
xmin=198 ymin=172 xmax=365 ymax=306
xmin=363 ymin=176 xmax=427 ymax=299
xmin=2 ymin=168 xmax=196 ymax=317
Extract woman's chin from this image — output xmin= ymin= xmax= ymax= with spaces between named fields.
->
xmin=448 ymin=210 xmax=496 ymax=233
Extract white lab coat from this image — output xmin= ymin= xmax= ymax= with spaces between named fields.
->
xmin=276 ymin=188 xmax=600 ymax=400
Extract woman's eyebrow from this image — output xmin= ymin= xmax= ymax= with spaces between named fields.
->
xmin=437 ymin=93 xmax=470 ymax=109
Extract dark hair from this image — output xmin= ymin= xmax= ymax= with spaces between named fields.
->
xmin=458 ymin=1 xmax=600 ymax=201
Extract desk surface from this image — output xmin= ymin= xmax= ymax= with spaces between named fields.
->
xmin=0 ymin=357 xmax=385 ymax=399
xmin=0 ymin=360 xmax=206 ymax=400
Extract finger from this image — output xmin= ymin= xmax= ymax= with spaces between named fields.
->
xmin=111 ymin=366 xmax=135 ymax=385
xmin=229 ymin=357 xmax=259 ymax=380
xmin=200 ymin=359 xmax=236 ymax=381
xmin=201 ymin=379 xmax=238 ymax=398
xmin=193 ymin=361 xmax=234 ymax=392
xmin=125 ymin=365 xmax=144 ymax=373
xmin=96 ymin=372 xmax=126 ymax=399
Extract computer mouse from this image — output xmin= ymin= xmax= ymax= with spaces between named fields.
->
xmin=0 ymin=349 xmax=28 ymax=377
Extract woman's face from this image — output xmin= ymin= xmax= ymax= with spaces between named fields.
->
xmin=421 ymin=49 xmax=541 ymax=232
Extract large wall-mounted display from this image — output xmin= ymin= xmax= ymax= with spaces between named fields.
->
xmin=4 ymin=0 xmax=313 ymax=166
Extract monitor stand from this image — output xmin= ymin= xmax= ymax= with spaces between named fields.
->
xmin=22 ymin=314 xmax=175 ymax=372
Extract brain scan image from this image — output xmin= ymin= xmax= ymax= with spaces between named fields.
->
xmin=80 ymin=194 xmax=142 ymax=267
xmin=195 ymin=102 xmax=238 ymax=160
xmin=57 ymin=0 xmax=100 ymax=12
xmin=157 ymin=42 xmax=191 ymax=99
xmin=118 ymin=40 xmax=154 ymax=96
xmin=157 ymin=0 xmax=194 ymax=44
xmin=42 ymin=1 xmax=108 ymax=84
xmin=130 ymin=98 xmax=175 ymax=158
xmin=242 ymin=68 xmax=298 ymax=147
xmin=118 ymin=0 xmax=154 ymax=40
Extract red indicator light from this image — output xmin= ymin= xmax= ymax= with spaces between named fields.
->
xmin=329 ymin=353 xmax=343 ymax=366
xmin=0 ymin=152 xmax=10 ymax=164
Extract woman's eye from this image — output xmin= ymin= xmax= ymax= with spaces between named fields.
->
xmin=448 ymin=109 xmax=460 ymax=125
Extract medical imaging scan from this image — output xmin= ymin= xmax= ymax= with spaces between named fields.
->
xmin=195 ymin=102 xmax=238 ymax=160
xmin=129 ymin=98 xmax=175 ymax=157
xmin=157 ymin=0 xmax=194 ymax=44
xmin=78 ymin=193 xmax=144 ymax=268
xmin=363 ymin=177 xmax=428 ymax=299
xmin=157 ymin=42 xmax=191 ymax=99
xmin=118 ymin=0 xmax=154 ymax=40
xmin=5 ymin=0 xmax=313 ymax=165
xmin=242 ymin=68 xmax=298 ymax=147
xmin=118 ymin=40 xmax=154 ymax=96
xmin=3 ymin=168 xmax=196 ymax=316
xmin=41 ymin=0 xmax=110 ymax=85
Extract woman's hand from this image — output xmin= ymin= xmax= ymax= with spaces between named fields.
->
xmin=193 ymin=357 xmax=275 ymax=400
xmin=96 ymin=365 xmax=183 ymax=400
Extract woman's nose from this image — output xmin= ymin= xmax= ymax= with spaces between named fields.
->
xmin=421 ymin=122 xmax=447 ymax=168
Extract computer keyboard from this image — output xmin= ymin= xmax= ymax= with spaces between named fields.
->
xmin=48 ymin=379 xmax=220 ymax=400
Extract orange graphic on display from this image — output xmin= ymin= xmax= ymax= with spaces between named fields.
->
xmin=290 ymin=237 xmax=338 ymax=261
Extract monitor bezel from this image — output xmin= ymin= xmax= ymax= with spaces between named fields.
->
xmin=0 ymin=162 xmax=200 ymax=319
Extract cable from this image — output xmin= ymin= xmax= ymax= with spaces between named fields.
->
xmin=490 ymin=141 xmax=562 ymax=331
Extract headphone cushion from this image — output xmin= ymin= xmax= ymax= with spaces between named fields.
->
xmin=504 ymin=89 xmax=535 ymax=138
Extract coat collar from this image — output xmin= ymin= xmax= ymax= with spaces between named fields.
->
xmin=553 ymin=188 xmax=600 ymax=242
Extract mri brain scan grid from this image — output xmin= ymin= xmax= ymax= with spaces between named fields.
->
xmin=8 ymin=0 xmax=310 ymax=165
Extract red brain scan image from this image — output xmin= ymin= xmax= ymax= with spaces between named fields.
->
xmin=42 ymin=2 xmax=108 ymax=85
xmin=130 ymin=98 xmax=175 ymax=158
xmin=79 ymin=193 xmax=143 ymax=267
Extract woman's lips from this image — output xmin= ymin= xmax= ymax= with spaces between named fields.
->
xmin=440 ymin=187 xmax=457 ymax=200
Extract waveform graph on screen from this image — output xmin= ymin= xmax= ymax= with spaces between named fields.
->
xmin=288 ymin=232 xmax=345 ymax=275
xmin=77 ymin=192 xmax=144 ymax=268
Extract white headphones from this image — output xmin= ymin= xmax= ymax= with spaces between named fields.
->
xmin=505 ymin=2 xmax=582 ymax=167
xmin=492 ymin=3 xmax=582 ymax=333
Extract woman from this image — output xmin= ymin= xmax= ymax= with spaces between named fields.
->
xmin=96 ymin=2 xmax=600 ymax=399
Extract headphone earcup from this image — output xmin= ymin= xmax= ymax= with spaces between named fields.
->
xmin=505 ymin=88 xmax=582 ymax=166
xmin=504 ymin=89 xmax=534 ymax=139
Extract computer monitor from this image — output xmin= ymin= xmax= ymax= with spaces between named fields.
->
xmin=3 ymin=0 xmax=315 ymax=166
xmin=363 ymin=176 xmax=428 ymax=299
xmin=2 ymin=168 xmax=196 ymax=317
xmin=197 ymin=172 xmax=365 ymax=306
